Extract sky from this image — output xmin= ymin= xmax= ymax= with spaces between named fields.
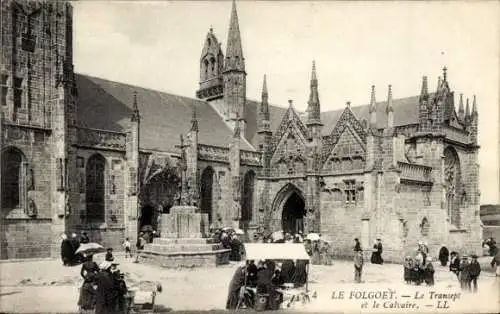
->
xmin=71 ymin=0 xmax=499 ymax=205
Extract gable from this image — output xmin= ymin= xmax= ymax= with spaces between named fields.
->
xmin=270 ymin=124 xmax=308 ymax=177
xmin=322 ymin=125 xmax=366 ymax=172
xmin=272 ymin=106 xmax=309 ymax=152
xmin=322 ymin=107 xmax=366 ymax=158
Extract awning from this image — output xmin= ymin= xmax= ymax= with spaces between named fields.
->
xmin=244 ymin=243 xmax=310 ymax=260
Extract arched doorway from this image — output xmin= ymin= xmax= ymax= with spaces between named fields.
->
xmin=200 ymin=167 xmax=214 ymax=223
xmin=281 ymin=192 xmax=306 ymax=235
xmin=139 ymin=166 xmax=180 ymax=232
xmin=140 ymin=204 xmax=155 ymax=231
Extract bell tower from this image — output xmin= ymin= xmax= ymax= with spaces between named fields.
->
xmin=196 ymin=28 xmax=224 ymax=101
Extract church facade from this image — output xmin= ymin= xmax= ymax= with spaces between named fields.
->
xmin=1 ymin=0 xmax=482 ymax=261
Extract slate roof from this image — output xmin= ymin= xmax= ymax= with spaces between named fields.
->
xmin=75 ymin=74 xmax=255 ymax=153
xmin=75 ymin=73 xmax=422 ymax=154
xmin=245 ymin=99 xmax=288 ymax=146
xmin=320 ymin=95 xmax=421 ymax=135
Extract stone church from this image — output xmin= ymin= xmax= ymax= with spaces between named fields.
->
xmin=1 ymin=0 xmax=483 ymax=261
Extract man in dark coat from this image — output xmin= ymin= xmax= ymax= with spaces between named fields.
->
xmin=69 ymin=233 xmax=81 ymax=263
xmin=292 ymin=259 xmax=308 ymax=287
xmin=95 ymin=261 xmax=119 ymax=314
xmin=280 ymin=260 xmax=295 ymax=283
xmin=246 ymin=260 xmax=258 ymax=287
xmin=468 ymin=254 xmax=481 ymax=293
xmin=226 ymin=265 xmax=246 ymax=309
xmin=256 ymin=261 xmax=273 ymax=293
xmin=60 ymin=234 xmax=73 ymax=266
xmin=438 ymin=245 xmax=449 ymax=266
xmin=449 ymin=251 xmax=460 ymax=279
xmin=353 ymin=238 xmax=362 ymax=252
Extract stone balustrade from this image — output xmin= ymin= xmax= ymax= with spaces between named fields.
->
xmin=397 ymin=161 xmax=433 ymax=184
xmin=76 ymin=127 xmax=126 ymax=150
xmin=198 ymin=144 xmax=229 ymax=163
xmin=240 ymin=150 xmax=261 ymax=166
xmin=444 ymin=126 xmax=470 ymax=144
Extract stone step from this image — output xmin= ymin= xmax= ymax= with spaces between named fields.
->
xmin=152 ymin=238 xmax=215 ymax=245
xmin=143 ymin=243 xmax=223 ymax=253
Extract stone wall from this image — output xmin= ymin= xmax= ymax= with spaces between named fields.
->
xmin=319 ymin=174 xmax=365 ymax=257
xmin=1 ymin=125 xmax=54 ymax=259
xmin=1 ymin=218 xmax=53 ymax=259
xmin=67 ymin=148 xmax=126 ymax=250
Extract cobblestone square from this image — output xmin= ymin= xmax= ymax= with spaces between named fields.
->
xmin=0 ymin=255 xmax=498 ymax=313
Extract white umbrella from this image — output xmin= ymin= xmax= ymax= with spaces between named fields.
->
xmin=234 ymin=228 xmax=245 ymax=235
xmin=306 ymin=233 xmax=320 ymax=241
xmin=75 ymin=242 xmax=105 ymax=255
xmin=271 ymin=230 xmax=284 ymax=241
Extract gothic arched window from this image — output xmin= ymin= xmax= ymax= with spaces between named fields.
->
xmin=420 ymin=217 xmax=430 ymax=236
xmin=210 ymin=57 xmax=216 ymax=73
xmin=86 ymin=154 xmax=106 ymax=222
xmin=1 ymin=147 xmax=26 ymax=213
xmin=241 ymin=170 xmax=255 ymax=222
xmin=203 ymin=59 xmax=209 ymax=80
xmin=200 ymin=167 xmax=215 ymax=223
xmin=444 ymin=147 xmax=461 ymax=227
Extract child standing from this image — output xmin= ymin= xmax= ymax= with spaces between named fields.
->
xmin=354 ymin=249 xmax=364 ymax=283
xmin=105 ymin=248 xmax=114 ymax=262
xmin=122 ymin=238 xmax=132 ymax=258
xmin=403 ymin=257 xmax=412 ymax=284
xmin=424 ymin=256 xmax=435 ymax=286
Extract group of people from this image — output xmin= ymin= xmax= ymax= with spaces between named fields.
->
xmin=60 ymin=232 xmax=90 ymax=266
xmin=403 ymin=242 xmax=435 ymax=286
xmin=78 ymin=254 xmax=129 ymax=314
xmin=213 ymin=228 xmax=244 ymax=262
xmin=351 ymin=238 xmax=384 ymax=283
xmin=226 ymin=258 xmax=308 ymax=310
xmin=449 ymin=251 xmax=482 ymax=292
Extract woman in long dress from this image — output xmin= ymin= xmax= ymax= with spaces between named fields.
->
xmin=226 ymin=265 xmax=246 ymax=309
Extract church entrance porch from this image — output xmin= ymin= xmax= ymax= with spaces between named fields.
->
xmin=269 ymin=184 xmax=307 ymax=235
xmin=281 ymin=192 xmax=306 ymax=235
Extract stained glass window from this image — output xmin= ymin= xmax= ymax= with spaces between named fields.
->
xmin=86 ymin=154 xmax=106 ymax=222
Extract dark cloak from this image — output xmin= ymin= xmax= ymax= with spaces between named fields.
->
xmin=280 ymin=260 xmax=296 ymax=283
xmin=291 ymin=260 xmax=308 ymax=287
xmin=61 ymin=239 xmax=73 ymax=265
xmin=226 ymin=267 xmax=246 ymax=310
xmin=95 ymin=270 xmax=118 ymax=314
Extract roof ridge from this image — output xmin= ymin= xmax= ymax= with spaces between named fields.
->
xmin=75 ymin=72 xmax=207 ymax=105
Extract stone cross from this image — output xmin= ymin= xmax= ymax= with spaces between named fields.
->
xmin=175 ymin=135 xmax=190 ymax=206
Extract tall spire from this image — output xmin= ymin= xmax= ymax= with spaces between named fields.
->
xmin=465 ymin=97 xmax=471 ymax=121
xmin=436 ymin=76 xmax=442 ymax=92
xmin=472 ymin=95 xmax=478 ymax=116
xmin=420 ymin=76 xmax=428 ymax=101
xmin=261 ymin=75 xmax=269 ymax=117
xmin=190 ymin=108 xmax=199 ymax=132
xmin=386 ymin=85 xmax=394 ymax=129
xmin=258 ymin=74 xmax=270 ymax=128
xmin=386 ymin=85 xmax=393 ymax=113
xmin=131 ymin=91 xmax=140 ymax=122
xmin=458 ymin=93 xmax=465 ymax=121
xmin=369 ymin=85 xmax=377 ymax=127
xmin=224 ymin=0 xmax=245 ymax=72
xmin=306 ymin=61 xmax=321 ymax=125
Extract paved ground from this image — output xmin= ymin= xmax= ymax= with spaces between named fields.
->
xmin=0 ymin=253 xmax=498 ymax=313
